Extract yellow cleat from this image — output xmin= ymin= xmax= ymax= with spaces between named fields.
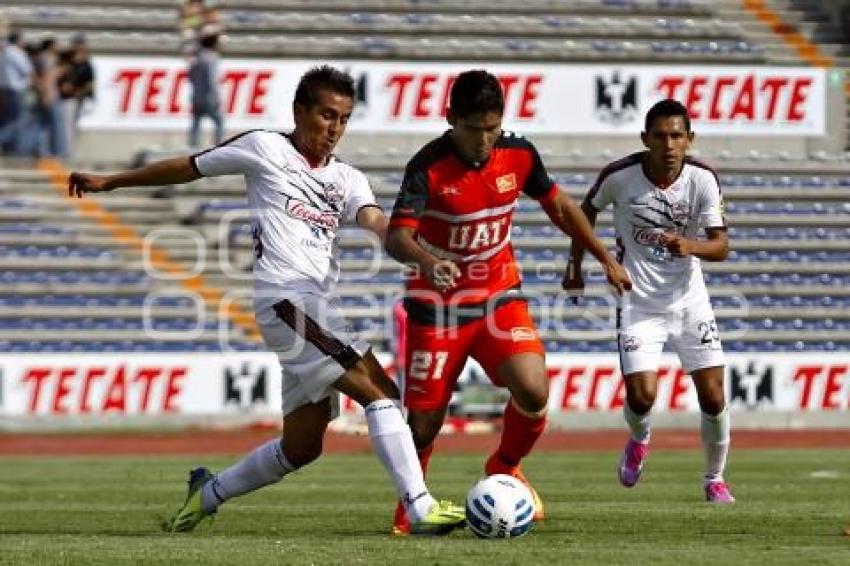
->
xmin=409 ymin=500 xmax=466 ymax=536
xmin=162 ymin=467 xmax=215 ymax=533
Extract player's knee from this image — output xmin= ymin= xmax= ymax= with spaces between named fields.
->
xmin=513 ymin=384 xmax=548 ymax=414
xmin=626 ymin=391 xmax=655 ymax=415
xmin=699 ymin=389 xmax=726 ymax=415
xmin=285 ymin=438 xmax=323 ymax=468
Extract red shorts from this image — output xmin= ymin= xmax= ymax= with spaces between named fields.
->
xmin=403 ymin=300 xmax=545 ymax=411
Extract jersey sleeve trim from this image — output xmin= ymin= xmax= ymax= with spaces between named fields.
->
xmin=583 ymin=197 xmax=601 ymax=212
xmin=388 ymin=216 xmax=419 ymax=229
xmin=355 ymin=203 xmax=382 ymax=221
xmin=533 ymin=182 xmax=558 ymax=203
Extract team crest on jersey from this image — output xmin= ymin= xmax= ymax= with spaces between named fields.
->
xmin=511 ymin=327 xmax=537 ymax=342
xmin=622 ymin=335 xmax=642 ymax=352
xmin=670 ymin=201 xmax=689 ymax=221
xmin=495 ymin=174 xmax=517 ymax=193
xmin=322 ymin=182 xmax=344 ymax=205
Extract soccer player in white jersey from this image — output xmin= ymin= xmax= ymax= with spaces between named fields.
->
xmin=564 ymin=99 xmax=734 ymax=503
xmin=67 ymin=66 xmax=467 ymax=533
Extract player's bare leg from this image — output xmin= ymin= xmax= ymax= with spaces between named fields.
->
xmin=619 ymin=371 xmax=657 ymax=487
xmin=485 ymin=352 xmax=548 ymax=520
xmin=692 ymin=365 xmax=734 ymax=503
xmin=163 ymin=401 xmax=325 ymax=533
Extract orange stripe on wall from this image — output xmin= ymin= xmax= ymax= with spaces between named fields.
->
xmin=742 ymin=0 xmax=833 ymax=68
xmin=38 ymin=159 xmax=262 ymax=343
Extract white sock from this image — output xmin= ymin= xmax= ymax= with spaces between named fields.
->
xmin=201 ymin=438 xmax=294 ymax=514
xmin=365 ymin=399 xmax=435 ymax=523
xmin=624 ymin=403 xmax=652 ymax=443
xmin=701 ymin=406 xmax=730 ymax=483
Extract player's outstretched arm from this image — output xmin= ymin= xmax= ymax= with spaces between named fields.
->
xmin=542 ymin=190 xmax=631 ymax=295
xmin=562 ymin=199 xmax=598 ymax=297
xmin=68 ymin=156 xmax=201 ymax=198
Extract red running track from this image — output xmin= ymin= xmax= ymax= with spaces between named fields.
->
xmin=1 ymin=429 xmax=849 ymax=456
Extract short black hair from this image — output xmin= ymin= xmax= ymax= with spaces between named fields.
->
xmin=199 ymin=33 xmax=218 ymax=49
xmin=293 ymin=65 xmax=355 ymax=109
xmin=645 ymin=98 xmax=691 ymax=132
xmin=449 ymin=69 xmax=504 ymax=118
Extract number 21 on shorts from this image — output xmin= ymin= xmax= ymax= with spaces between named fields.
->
xmin=410 ymin=350 xmax=449 ymax=380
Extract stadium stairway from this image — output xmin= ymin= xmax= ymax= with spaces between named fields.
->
xmin=4 ymin=153 xmax=845 ymax=354
xmin=0 ymin=162 xmax=263 ymax=353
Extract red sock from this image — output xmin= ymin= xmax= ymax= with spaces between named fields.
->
xmin=495 ymin=400 xmax=546 ymax=468
xmin=417 ymin=443 xmax=434 ymax=475
xmin=393 ymin=443 xmax=435 ymax=529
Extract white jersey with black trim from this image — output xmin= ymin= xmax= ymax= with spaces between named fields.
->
xmin=587 ymin=152 xmax=726 ymax=313
xmin=192 ymin=130 xmax=378 ymax=294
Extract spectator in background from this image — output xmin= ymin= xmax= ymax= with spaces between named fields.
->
xmin=200 ymin=5 xmax=223 ymax=39
xmin=188 ymin=33 xmax=223 ymax=148
xmin=34 ymin=38 xmax=67 ymax=159
xmin=179 ymin=0 xmax=205 ymax=56
xmin=0 ymin=31 xmax=34 ymax=155
xmin=58 ymin=34 xmax=95 ymax=157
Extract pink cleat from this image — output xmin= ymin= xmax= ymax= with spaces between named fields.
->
xmin=618 ymin=438 xmax=649 ymax=487
xmin=705 ymin=481 xmax=735 ymax=504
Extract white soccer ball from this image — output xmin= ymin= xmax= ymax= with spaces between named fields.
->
xmin=465 ymin=474 xmax=535 ymax=538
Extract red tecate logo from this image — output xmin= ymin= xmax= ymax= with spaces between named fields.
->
xmin=21 ymin=365 xmax=188 ymax=415
xmin=654 ymin=74 xmax=813 ymax=123
xmin=552 ymin=365 xmax=692 ymax=412
xmin=384 ymin=72 xmax=543 ymax=120
xmin=113 ymin=68 xmax=274 ymax=116
xmin=793 ymin=364 xmax=849 ymax=410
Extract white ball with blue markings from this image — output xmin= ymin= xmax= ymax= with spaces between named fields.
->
xmin=465 ymin=474 xmax=536 ymax=538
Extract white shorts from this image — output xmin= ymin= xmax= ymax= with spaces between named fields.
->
xmin=617 ymin=300 xmax=724 ymax=375
xmin=254 ymin=290 xmax=370 ymax=420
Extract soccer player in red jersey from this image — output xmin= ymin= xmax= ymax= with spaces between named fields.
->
xmin=385 ymin=69 xmax=632 ymax=535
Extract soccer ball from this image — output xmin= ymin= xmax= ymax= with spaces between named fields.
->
xmin=465 ymin=474 xmax=536 ymax=538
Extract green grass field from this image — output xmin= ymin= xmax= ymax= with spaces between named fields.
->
xmin=1 ymin=449 xmax=848 ymax=565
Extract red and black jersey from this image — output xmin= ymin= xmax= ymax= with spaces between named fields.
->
xmin=389 ymin=130 xmax=557 ymax=309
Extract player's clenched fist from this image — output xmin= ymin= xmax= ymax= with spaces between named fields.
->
xmin=68 ymin=171 xmax=112 ymax=198
xmin=603 ymin=260 xmax=632 ymax=295
xmin=426 ymin=259 xmax=461 ymax=292
xmin=660 ymin=232 xmax=693 ymax=257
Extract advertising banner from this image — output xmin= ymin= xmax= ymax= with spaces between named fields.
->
xmin=81 ymin=58 xmax=826 ymax=136
xmin=0 ymin=353 xmax=846 ymax=423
